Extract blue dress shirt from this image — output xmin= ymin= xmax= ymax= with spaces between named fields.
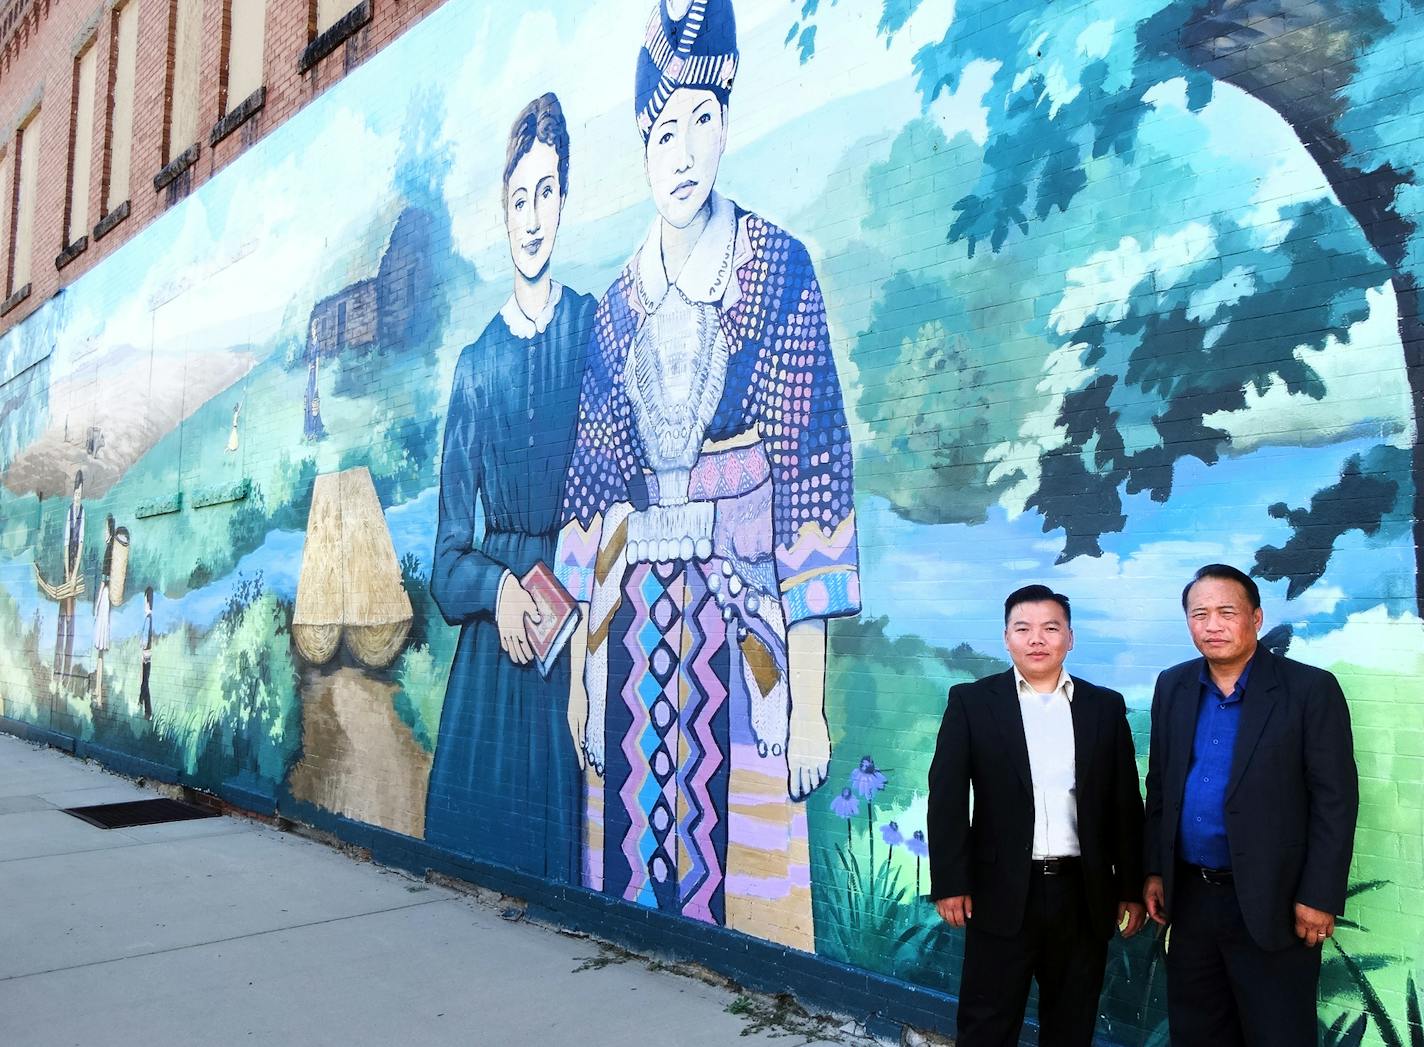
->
xmin=1179 ymin=657 xmax=1254 ymax=869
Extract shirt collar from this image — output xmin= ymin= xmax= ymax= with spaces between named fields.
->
xmin=1199 ymin=651 xmax=1255 ymax=704
xmin=635 ymin=191 xmax=738 ymax=307
xmin=1013 ymin=665 xmax=1074 ymax=702
xmin=499 ymin=281 xmax=564 ymax=340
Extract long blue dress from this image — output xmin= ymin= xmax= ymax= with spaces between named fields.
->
xmin=425 ymin=286 xmax=595 ymax=880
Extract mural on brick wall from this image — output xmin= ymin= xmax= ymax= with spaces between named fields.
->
xmin=0 ymin=0 xmax=1421 ymax=1042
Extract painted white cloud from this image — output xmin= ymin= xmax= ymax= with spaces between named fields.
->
xmin=1050 ymin=225 xmax=1215 ymax=335
xmin=51 ymin=103 xmax=400 ymax=379
xmin=1203 ymin=284 xmax=1415 ymax=451
xmin=1287 ymin=605 xmax=1424 ymax=674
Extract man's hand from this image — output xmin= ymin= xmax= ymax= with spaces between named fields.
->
xmin=1118 ymin=901 xmax=1147 ymax=938
xmin=1144 ymin=875 xmax=1168 ymax=926
xmin=496 ymin=574 xmax=541 ymax=666
xmin=936 ymin=895 xmax=972 ymax=928
xmin=1294 ymin=903 xmax=1336 ymax=947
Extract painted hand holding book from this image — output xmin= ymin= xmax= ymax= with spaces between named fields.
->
xmin=522 ymin=560 xmax=581 ymax=678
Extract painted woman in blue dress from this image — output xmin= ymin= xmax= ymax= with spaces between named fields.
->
xmin=424 ymin=94 xmax=595 ymax=879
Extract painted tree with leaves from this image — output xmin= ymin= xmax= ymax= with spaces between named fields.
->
xmin=796 ymin=0 xmax=1424 ymax=612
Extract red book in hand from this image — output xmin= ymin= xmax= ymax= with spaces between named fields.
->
xmin=521 ymin=561 xmax=581 ymax=678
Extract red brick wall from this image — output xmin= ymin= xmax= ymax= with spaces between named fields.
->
xmin=0 ymin=0 xmax=447 ymax=333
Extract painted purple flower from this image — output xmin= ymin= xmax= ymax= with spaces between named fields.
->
xmin=907 ymin=829 xmax=929 ymax=896
xmin=880 ymin=820 xmax=903 ymax=848
xmin=850 ymin=756 xmax=887 ymax=799
xmin=906 ymin=830 xmax=929 ymax=859
xmin=830 ymin=787 xmax=859 ymax=849
xmin=830 ymin=788 xmax=860 ymax=819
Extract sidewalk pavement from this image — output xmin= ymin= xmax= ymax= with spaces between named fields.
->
xmin=0 ymin=733 xmax=858 ymax=1047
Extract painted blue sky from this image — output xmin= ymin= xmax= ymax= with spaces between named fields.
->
xmin=1 ymin=0 xmax=1419 ymax=703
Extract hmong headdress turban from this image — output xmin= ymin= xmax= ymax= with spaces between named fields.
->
xmin=634 ymin=0 xmax=739 ymax=141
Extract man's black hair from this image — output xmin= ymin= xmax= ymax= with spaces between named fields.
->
xmin=1182 ymin=563 xmax=1261 ymax=611
xmin=1003 ymin=584 xmax=1071 ymax=626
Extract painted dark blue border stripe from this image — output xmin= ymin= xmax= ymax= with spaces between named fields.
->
xmin=0 ymin=715 xmax=77 ymax=753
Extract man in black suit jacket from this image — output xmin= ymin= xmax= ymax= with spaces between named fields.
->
xmin=929 ymin=584 xmax=1145 ymax=1047
xmin=1144 ymin=564 xmax=1358 ymax=1046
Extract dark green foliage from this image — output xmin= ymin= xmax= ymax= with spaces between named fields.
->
xmin=1030 ymin=203 xmax=1379 ymax=560
xmin=226 ymin=484 xmax=270 ymax=556
xmin=399 ymin=552 xmax=432 ymax=653
xmin=219 ymin=571 xmax=264 ymax=628
xmin=214 ymin=594 xmax=300 ymax=782
xmin=811 ymin=841 xmax=958 ymax=989
xmin=1323 ymin=1012 xmax=1370 ymax=1047
xmin=852 ymin=272 xmax=1023 ymax=525
xmin=793 ymin=0 xmax=1424 ymax=609
xmin=1254 ymin=447 xmax=1409 ymax=598
xmin=1318 ymin=879 xmax=1424 ymax=1047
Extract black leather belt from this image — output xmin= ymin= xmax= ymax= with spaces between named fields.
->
xmin=1032 ymin=856 xmax=1080 ymax=876
xmin=1184 ymin=863 xmax=1234 ymax=886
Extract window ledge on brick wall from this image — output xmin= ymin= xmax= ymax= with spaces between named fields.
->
xmin=154 ymin=142 xmax=200 ymax=192
xmin=211 ymin=86 xmax=266 ymax=147
xmin=299 ymin=0 xmax=372 ymax=73
xmin=0 ymin=284 xmax=31 ymax=317
xmin=93 ymin=200 xmax=131 ymax=242
xmin=55 ymin=235 xmax=89 ymax=271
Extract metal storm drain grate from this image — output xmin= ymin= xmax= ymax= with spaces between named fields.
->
xmin=62 ymin=798 xmax=220 ymax=830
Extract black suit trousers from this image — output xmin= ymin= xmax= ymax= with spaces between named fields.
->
xmin=957 ymin=864 xmax=1107 ymax=1047
xmin=1166 ymin=865 xmax=1321 ymax=1047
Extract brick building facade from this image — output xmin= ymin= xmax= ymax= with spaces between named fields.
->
xmin=0 ymin=0 xmax=443 ymax=333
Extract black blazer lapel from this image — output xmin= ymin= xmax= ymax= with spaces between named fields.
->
xmin=1227 ymin=647 xmax=1279 ymax=801
xmin=1167 ymin=662 xmax=1201 ymax=813
xmin=988 ymin=670 xmax=1032 ymax=795
xmin=1069 ymin=678 xmax=1101 ymax=790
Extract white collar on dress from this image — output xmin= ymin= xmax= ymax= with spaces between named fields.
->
xmin=636 ymin=191 xmax=738 ymax=307
xmin=499 ymin=281 xmax=564 ymax=339
xmin=1013 ymin=665 xmax=1075 ymax=702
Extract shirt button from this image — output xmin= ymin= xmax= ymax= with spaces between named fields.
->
xmin=1212 ymin=739 xmax=1219 ymax=745
xmin=1195 ymin=817 xmax=1202 ymax=823
xmin=1203 ymin=777 xmax=1210 ymax=783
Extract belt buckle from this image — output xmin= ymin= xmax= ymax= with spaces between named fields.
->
xmin=1038 ymin=858 xmax=1059 ymax=876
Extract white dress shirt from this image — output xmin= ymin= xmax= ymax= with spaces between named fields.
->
xmin=1013 ymin=666 xmax=1080 ymax=859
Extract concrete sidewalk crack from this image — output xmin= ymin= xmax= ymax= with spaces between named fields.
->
xmin=0 ymin=896 xmax=454 ymax=982
xmin=0 ymin=825 xmax=253 ymax=864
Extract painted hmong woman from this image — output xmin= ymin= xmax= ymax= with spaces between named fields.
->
xmin=425 ymin=94 xmax=595 ymax=880
xmin=556 ymin=0 xmax=860 ymax=951
xmin=91 ymin=514 xmax=116 ymax=707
